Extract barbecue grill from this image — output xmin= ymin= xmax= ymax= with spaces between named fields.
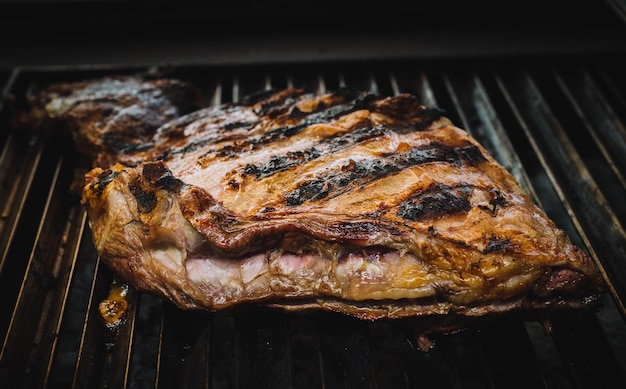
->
xmin=1 ymin=1 xmax=626 ymax=388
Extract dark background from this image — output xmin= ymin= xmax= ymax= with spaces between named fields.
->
xmin=0 ymin=0 xmax=625 ymax=69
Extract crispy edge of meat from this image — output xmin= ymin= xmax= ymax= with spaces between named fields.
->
xmin=81 ymin=162 xmax=606 ymax=320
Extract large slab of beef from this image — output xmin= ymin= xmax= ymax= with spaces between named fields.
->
xmin=16 ymin=76 xmax=607 ymax=323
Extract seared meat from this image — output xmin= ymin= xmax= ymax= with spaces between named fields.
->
xmin=13 ymin=75 xmax=607 ymax=320
xmin=77 ymin=86 xmax=606 ymax=320
xmin=11 ymin=73 xmax=202 ymax=168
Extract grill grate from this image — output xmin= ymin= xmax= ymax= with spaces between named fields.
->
xmin=1 ymin=56 xmax=625 ymax=388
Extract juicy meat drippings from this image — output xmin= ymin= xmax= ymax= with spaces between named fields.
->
xmin=17 ymin=78 xmax=607 ymax=321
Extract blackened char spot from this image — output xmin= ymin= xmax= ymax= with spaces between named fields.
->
xmin=91 ymin=169 xmax=119 ymax=195
xmin=489 ymin=189 xmax=507 ymax=212
xmin=456 ymin=144 xmax=487 ymax=165
xmin=128 ymin=177 xmax=156 ymax=213
xmin=288 ymin=105 xmax=306 ymax=119
xmin=414 ymin=107 xmax=446 ymax=131
xmin=142 ymin=162 xmax=184 ymax=191
xmin=483 ymin=238 xmax=513 ymax=254
xmin=285 ymin=179 xmax=329 ymax=206
xmin=397 ymin=184 xmax=472 ymax=221
xmin=243 ymin=148 xmax=321 ymax=179
xmin=393 ymin=143 xmax=487 ymax=167
xmin=285 ymin=158 xmax=399 ymax=206
xmin=258 ymin=103 xmax=295 ymax=119
xmin=372 ymin=95 xmax=446 ymax=132
xmin=161 ymin=138 xmax=217 ymax=160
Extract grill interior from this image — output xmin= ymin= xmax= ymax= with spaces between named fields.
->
xmin=1 ymin=55 xmax=626 ymax=389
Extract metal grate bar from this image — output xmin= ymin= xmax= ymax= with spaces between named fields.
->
xmin=156 ymin=303 xmax=210 ymax=388
xmin=0 ymin=136 xmax=64 ymax=350
xmin=590 ymin=65 xmax=626 ymax=123
xmin=127 ymin=293 xmax=162 ymax=388
xmin=0 ymin=136 xmax=44 ymax=274
xmin=236 ymin=310 xmax=292 ymax=389
xmin=550 ymin=312 xmax=626 ymax=388
xmin=0 ymin=150 xmax=87 ymax=388
xmin=47 ymin=224 xmax=98 ymax=387
xmin=0 ymin=150 xmax=60 ymax=383
xmin=494 ymin=68 xmax=626 ymax=316
xmin=441 ymin=70 xmax=539 ymax=204
xmin=553 ymin=67 xmax=626 ymax=191
xmin=41 ymin=209 xmax=87 ymax=386
xmin=72 ymin=260 xmax=139 ymax=388
xmin=414 ymin=71 xmax=439 ymax=108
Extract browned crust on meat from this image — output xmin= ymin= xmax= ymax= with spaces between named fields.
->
xmin=80 ymin=87 xmax=606 ymax=321
xmin=12 ymin=75 xmax=202 ymax=168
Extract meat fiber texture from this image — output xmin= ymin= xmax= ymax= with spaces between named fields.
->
xmin=17 ymin=77 xmax=607 ymax=321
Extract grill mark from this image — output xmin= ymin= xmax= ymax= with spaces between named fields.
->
xmin=241 ymin=111 xmax=467 ymax=181
xmin=154 ymin=121 xmax=258 ymax=161
xmin=156 ymin=92 xmax=371 ymax=162
xmin=243 ymin=149 xmax=322 ymax=179
xmin=388 ymin=142 xmax=487 ymax=166
xmin=157 ymin=92 xmax=447 ymax=167
xmin=160 ymin=120 xmax=259 ymax=161
xmin=285 ymin=143 xmax=487 ymax=206
xmin=397 ymin=183 xmax=473 ymax=221
xmin=253 ymin=94 xmax=305 ymax=118
xmin=243 ymin=125 xmax=387 ymax=179
xmin=161 ymin=137 xmax=219 ymax=160
xmin=234 ymin=104 xmax=449 ymax=179
xmin=214 ymin=93 xmax=376 ymax=157
xmin=155 ymin=103 xmax=248 ymax=141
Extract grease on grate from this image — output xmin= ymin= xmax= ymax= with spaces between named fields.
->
xmin=98 ymin=281 xmax=130 ymax=348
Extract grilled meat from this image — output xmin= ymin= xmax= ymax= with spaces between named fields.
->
xmin=74 ymin=85 xmax=605 ymax=320
xmin=11 ymin=73 xmax=202 ymax=168
xmin=12 ymin=76 xmax=607 ymax=321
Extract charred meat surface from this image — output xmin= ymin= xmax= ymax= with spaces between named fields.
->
xmin=11 ymin=72 xmax=203 ymax=168
xmin=25 ymin=79 xmax=606 ymax=321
